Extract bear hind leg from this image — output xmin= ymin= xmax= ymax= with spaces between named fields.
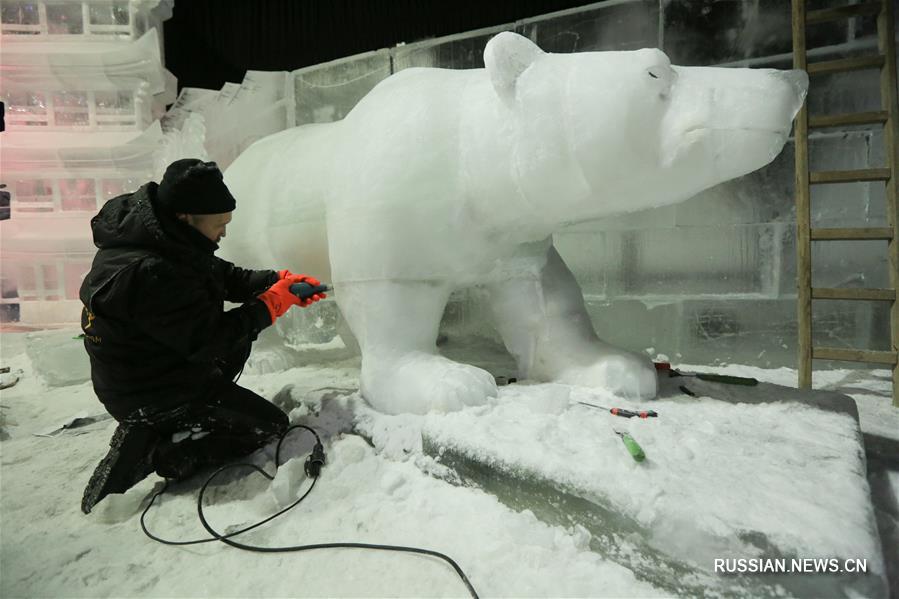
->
xmin=488 ymin=246 xmax=657 ymax=400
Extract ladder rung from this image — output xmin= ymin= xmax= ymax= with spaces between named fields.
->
xmin=812 ymin=287 xmax=896 ymax=301
xmin=809 ymin=168 xmax=891 ymax=184
xmin=813 ymin=347 xmax=898 ymax=365
xmin=807 ymin=55 xmax=885 ymax=75
xmin=810 ymin=227 xmax=893 ymax=241
xmin=806 ymin=2 xmax=882 ymax=25
xmin=808 ymin=110 xmax=889 ymax=128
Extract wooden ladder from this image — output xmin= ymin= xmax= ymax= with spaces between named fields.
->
xmin=792 ymin=0 xmax=899 ymax=406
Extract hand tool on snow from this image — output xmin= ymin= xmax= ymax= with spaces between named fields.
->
xmin=615 ymin=430 xmax=646 ymax=462
xmin=577 ymin=403 xmax=651 ymax=463
xmin=578 ymin=402 xmax=658 ymax=419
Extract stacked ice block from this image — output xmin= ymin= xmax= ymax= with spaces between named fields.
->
xmin=0 ymin=0 xmax=175 ymax=325
xmin=160 ymin=70 xmax=295 ymax=170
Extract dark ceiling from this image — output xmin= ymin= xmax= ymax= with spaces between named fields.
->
xmin=163 ymin=0 xmax=600 ymax=91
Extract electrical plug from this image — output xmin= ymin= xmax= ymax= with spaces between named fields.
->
xmin=304 ymin=442 xmax=325 ymax=477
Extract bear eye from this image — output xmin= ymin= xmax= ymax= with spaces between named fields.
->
xmin=648 ymin=71 xmax=659 ymax=79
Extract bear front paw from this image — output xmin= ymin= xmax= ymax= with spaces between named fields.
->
xmin=557 ymin=353 xmax=658 ymax=400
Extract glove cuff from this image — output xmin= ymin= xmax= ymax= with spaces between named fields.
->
xmin=248 ymin=300 xmax=274 ymax=335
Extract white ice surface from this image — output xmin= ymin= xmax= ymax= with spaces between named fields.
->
xmin=1 ymin=331 xmax=895 ymax=597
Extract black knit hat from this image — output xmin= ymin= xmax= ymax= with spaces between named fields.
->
xmin=157 ymin=159 xmax=236 ymax=215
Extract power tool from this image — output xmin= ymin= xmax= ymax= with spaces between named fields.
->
xmin=289 ymin=282 xmax=331 ymax=300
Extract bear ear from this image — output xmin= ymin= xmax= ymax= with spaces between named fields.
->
xmin=484 ymin=32 xmax=545 ymax=105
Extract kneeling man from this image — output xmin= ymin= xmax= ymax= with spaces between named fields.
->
xmin=79 ymin=159 xmax=326 ymax=513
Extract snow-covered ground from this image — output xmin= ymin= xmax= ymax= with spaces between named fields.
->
xmin=1 ymin=330 xmax=897 ymax=598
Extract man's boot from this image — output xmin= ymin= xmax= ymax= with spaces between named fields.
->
xmin=81 ymin=423 xmax=159 ymax=514
xmin=151 ymin=439 xmax=201 ymax=481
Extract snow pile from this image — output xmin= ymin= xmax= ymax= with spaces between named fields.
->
xmin=0 ymin=330 xmax=895 ymax=597
xmin=422 ymin=384 xmax=878 ymax=562
xmin=0 ymin=332 xmax=663 ymax=598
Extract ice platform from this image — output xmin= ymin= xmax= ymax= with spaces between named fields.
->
xmin=421 ymin=375 xmax=887 ymax=598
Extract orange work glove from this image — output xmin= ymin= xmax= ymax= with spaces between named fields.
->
xmin=297 ymin=290 xmax=327 ymax=307
xmin=277 ymin=270 xmax=319 ymax=287
xmin=258 ymin=275 xmax=326 ymax=322
xmin=291 ymin=274 xmax=327 ymax=307
xmin=257 ymin=276 xmax=304 ymax=323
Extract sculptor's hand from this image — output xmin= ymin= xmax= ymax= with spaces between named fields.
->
xmin=292 ymin=274 xmax=327 ymax=307
xmin=274 ymin=270 xmax=326 ymax=304
xmin=258 ymin=276 xmax=307 ymax=323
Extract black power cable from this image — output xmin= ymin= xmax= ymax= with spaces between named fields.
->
xmin=141 ymin=424 xmax=479 ymax=599
xmin=140 ymin=424 xmax=316 ymax=546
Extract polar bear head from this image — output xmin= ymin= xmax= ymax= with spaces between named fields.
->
xmin=484 ymin=32 xmax=808 ymax=222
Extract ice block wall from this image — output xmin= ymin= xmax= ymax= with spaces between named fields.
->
xmin=0 ymin=0 xmax=176 ymax=325
xmin=541 ymin=0 xmax=893 ymax=369
xmin=160 ymin=70 xmax=294 ymax=170
xmin=287 ymin=0 xmax=893 ymax=369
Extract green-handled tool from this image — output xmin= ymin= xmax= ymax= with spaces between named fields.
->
xmin=580 ymin=401 xmax=651 ymax=462
xmin=615 ymin=430 xmax=646 ymax=462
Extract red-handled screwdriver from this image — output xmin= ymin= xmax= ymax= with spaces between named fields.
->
xmin=578 ymin=402 xmax=658 ymax=419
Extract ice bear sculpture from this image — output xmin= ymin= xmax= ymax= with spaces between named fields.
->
xmin=222 ymin=32 xmax=807 ymax=415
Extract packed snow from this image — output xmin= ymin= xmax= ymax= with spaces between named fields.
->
xmin=1 ymin=330 xmax=896 ymax=597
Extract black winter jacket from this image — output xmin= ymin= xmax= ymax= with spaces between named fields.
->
xmin=79 ymin=183 xmax=277 ymax=420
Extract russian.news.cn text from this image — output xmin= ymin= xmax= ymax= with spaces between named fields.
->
xmin=714 ymin=558 xmax=867 ymax=575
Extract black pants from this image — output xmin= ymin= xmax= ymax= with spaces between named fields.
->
xmin=82 ymin=345 xmax=288 ymax=512
xmin=127 ymin=345 xmax=288 ymax=478
xmin=137 ymin=384 xmax=288 ymax=477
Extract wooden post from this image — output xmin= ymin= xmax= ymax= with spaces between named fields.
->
xmin=792 ymin=0 xmax=812 ymax=389
xmin=877 ymin=0 xmax=899 ymax=406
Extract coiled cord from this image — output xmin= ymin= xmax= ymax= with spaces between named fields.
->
xmin=141 ymin=424 xmax=479 ymax=598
